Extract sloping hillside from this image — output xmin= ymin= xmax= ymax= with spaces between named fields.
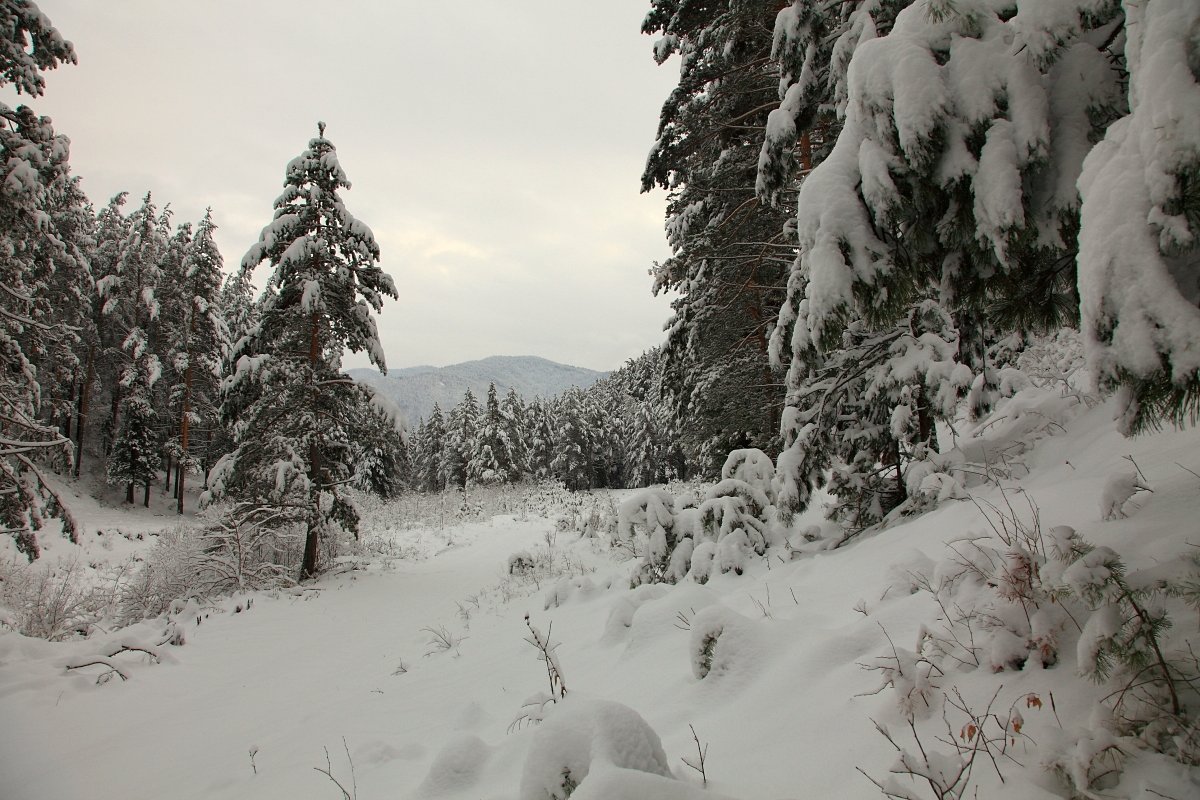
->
xmin=350 ymin=356 xmax=607 ymax=422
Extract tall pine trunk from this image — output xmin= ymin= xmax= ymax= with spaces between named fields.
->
xmin=300 ymin=310 xmax=322 ymax=580
xmin=176 ymin=360 xmax=193 ymax=515
xmin=72 ymin=344 xmax=94 ymax=478
xmin=73 ymin=345 xmax=96 ymax=474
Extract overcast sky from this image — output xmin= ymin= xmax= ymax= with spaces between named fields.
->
xmin=23 ymin=1 xmax=679 ymax=372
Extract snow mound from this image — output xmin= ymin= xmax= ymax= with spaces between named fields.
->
xmin=569 ymin=763 xmax=741 ymax=800
xmin=414 ymin=733 xmax=492 ymax=796
xmin=518 ymin=696 xmax=672 ymax=800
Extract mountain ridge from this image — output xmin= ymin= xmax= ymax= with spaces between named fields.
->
xmin=349 ymin=355 xmax=608 ymax=424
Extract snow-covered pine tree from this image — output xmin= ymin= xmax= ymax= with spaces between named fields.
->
xmin=100 ymin=192 xmax=167 ymax=505
xmin=156 ymin=219 xmax=192 ymax=493
xmin=551 ymin=388 xmax=592 ymax=491
xmin=351 ymin=388 xmax=408 ymax=498
xmin=626 ymin=398 xmax=667 ymax=488
xmin=766 ymin=1 xmax=1128 ymax=519
xmin=470 ymin=382 xmax=515 ymax=485
xmin=642 ymin=0 xmax=790 ymax=477
xmin=526 ymin=398 xmax=556 ymax=481
xmin=415 ymin=403 xmax=448 ymax=492
xmin=164 ymin=209 xmax=229 ymax=513
xmin=1077 ymin=0 xmax=1200 ymax=432
xmin=0 ymin=2 xmax=79 ymax=556
xmin=500 ymin=386 xmax=529 ymax=481
xmin=444 ymin=388 xmax=480 ymax=490
xmin=207 ymin=123 xmax=398 ymax=580
xmin=584 ymin=378 xmax=626 ymax=489
xmin=106 ymin=392 xmax=158 ymax=507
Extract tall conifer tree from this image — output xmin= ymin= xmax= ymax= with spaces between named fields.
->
xmin=207 ymin=123 xmax=398 ymax=579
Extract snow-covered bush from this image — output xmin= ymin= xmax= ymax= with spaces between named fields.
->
xmin=1060 ymin=544 xmax=1200 ymax=764
xmin=0 ymin=554 xmax=122 ymax=640
xmin=721 ymin=448 xmax=776 ymax=504
xmin=117 ymin=528 xmax=206 ymax=624
xmin=508 ymin=550 xmax=536 ymax=575
xmin=619 ymin=489 xmax=681 ymax=587
xmin=622 ymin=451 xmax=784 ymax=587
xmin=119 ymin=507 xmax=298 ymax=624
xmin=687 ymin=541 xmax=717 ymax=585
xmin=877 ymin=501 xmax=1200 ymax=797
xmin=517 ymin=697 xmax=673 ymax=800
xmin=698 ymin=480 xmax=771 ymax=551
xmin=689 ymin=605 xmax=756 ymax=680
xmin=1099 ymin=470 xmax=1151 ymax=521
xmin=916 ymin=521 xmax=1082 ymax=674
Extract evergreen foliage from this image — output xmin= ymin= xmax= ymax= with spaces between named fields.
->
xmin=0 ymin=0 xmax=79 ymax=557
xmin=206 ymin=123 xmax=398 ymax=580
xmin=641 ymin=0 xmax=791 ymax=476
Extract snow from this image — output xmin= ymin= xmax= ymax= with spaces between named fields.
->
xmin=2 ymin=383 xmax=1199 ymax=799
xmin=1077 ymin=0 xmax=1200 ymax=396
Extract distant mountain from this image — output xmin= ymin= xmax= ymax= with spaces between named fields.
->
xmin=349 ymin=355 xmax=608 ymax=424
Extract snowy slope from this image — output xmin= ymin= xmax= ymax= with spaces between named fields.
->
xmin=350 ymin=356 xmax=608 ymax=423
xmin=1 ymin=388 xmax=1198 ymax=799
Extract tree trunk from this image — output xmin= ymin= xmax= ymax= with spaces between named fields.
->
xmin=177 ymin=361 xmax=192 ymax=515
xmin=73 ymin=345 xmax=94 ymax=478
xmin=301 ymin=438 xmax=323 ymax=580
xmin=106 ymin=384 xmax=122 ymax=457
xmin=143 ymin=480 xmax=150 ymax=508
xmin=125 ymin=482 xmax=134 ymax=504
xmin=300 ymin=309 xmax=322 ymax=581
xmin=916 ymin=386 xmax=939 ymax=453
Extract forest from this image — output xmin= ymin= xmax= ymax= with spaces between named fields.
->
xmin=2 ymin=2 xmax=1199 ymax=799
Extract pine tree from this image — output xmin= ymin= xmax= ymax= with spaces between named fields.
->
xmin=552 ymin=388 xmax=592 ymax=491
xmin=350 ymin=388 xmax=408 ymax=498
xmin=500 ymin=386 xmax=529 ymax=481
xmin=642 ymin=0 xmax=791 ymax=476
xmin=764 ymin=2 xmax=1130 ymax=518
xmin=165 ymin=209 xmax=229 ymax=512
xmin=207 ymin=123 xmax=398 ymax=580
xmin=1077 ymin=0 xmax=1200 ymax=432
xmin=100 ymin=192 xmax=167 ymax=505
xmin=526 ymin=398 xmax=556 ymax=481
xmin=444 ymin=388 xmax=480 ymax=490
xmin=470 ymin=383 xmax=515 ymax=485
xmin=415 ymin=403 xmax=448 ymax=492
xmin=0 ymin=1 xmax=79 ymax=556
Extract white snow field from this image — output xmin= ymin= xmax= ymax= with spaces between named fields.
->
xmin=2 ymin=385 xmax=1199 ymax=799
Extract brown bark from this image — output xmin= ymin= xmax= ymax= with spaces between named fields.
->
xmin=177 ymin=360 xmax=193 ymax=515
xmin=300 ymin=309 xmax=322 ymax=580
xmin=73 ymin=344 xmax=95 ymax=479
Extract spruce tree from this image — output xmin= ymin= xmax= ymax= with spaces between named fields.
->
xmin=551 ymin=388 xmax=591 ymax=491
xmin=500 ymin=386 xmax=529 ymax=480
xmin=207 ymin=123 xmax=398 ymax=580
xmin=526 ymin=398 xmax=555 ymax=481
xmin=444 ymin=388 xmax=480 ymax=490
xmin=416 ymin=403 xmax=448 ymax=492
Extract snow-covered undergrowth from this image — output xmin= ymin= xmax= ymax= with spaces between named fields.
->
xmin=2 ymin=384 xmax=1199 ymax=799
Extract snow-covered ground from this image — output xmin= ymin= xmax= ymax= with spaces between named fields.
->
xmin=2 ymin=387 xmax=1199 ymax=799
